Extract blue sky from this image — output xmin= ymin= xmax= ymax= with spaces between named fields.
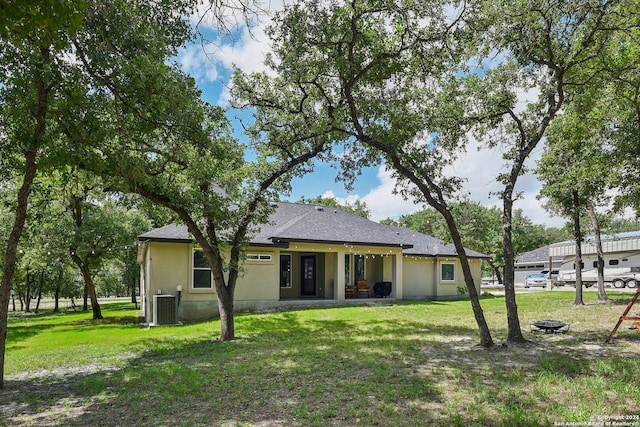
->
xmin=176 ymin=5 xmax=569 ymax=227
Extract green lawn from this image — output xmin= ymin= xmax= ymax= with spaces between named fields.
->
xmin=2 ymin=292 xmax=639 ymax=426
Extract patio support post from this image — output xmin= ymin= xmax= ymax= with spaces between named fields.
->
xmin=336 ymin=250 xmax=346 ymax=300
xmin=393 ymin=252 xmax=403 ymax=299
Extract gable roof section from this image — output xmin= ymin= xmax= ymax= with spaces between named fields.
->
xmin=138 ymin=224 xmax=192 ymax=243
xmin=260 ymin=203 xmax=409 ymax=247
xmin=393 ymin=226 xmax=488 ymax=259
xmin=138 ymin=202 xmax=488 ymax=258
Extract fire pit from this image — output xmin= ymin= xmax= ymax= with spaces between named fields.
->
xmin=530 ymin=319 xmax=570 ymax=334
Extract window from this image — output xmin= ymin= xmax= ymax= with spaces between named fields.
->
xmin=344 ymin=254 xmax=351 ymax=285
xmin=193 ymin=250 xmax=212 ymax=289
xmin=280 ymin=254 xmax=291 ymax=288
xmin=355 ymin=255 xmax=365 ymax=281
xmin=593 ymin=261 xmax=598 ymax=268
xmin=247 ymin=253 xmax=272 ymax=262
xmin=441 ymin=263 xmax=455 ymax=281
xmin=609 ymin=259 xmax=619 ymax=266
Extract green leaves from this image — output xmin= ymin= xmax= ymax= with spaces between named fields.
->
xmin=0 ymin=0 xmax=87 ymax=47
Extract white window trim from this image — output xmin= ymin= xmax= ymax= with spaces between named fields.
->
xmin=247 ymin=253 xmax=273 ymax=263
xmin=191 ymin=248 xmax=215 ymax=293
xmin=440 ymin=262 xmax=456 ymax=282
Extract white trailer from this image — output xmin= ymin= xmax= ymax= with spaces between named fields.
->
xmin=557 ymin=266 xmax=640 ymax=288
xmin=550 ymin=232 xmax=640 ymax=289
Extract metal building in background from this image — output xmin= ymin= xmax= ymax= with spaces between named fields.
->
xmin=550 ymin=231 xmax=640 ymax=288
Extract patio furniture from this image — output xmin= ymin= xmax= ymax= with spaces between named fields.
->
xmin=374 ymin=281 xmax=392 ymax=298
xmin=356 ymin=280 xmax=370 ymax=298
xmin=345 ymin=286 xmax=356 ymax=299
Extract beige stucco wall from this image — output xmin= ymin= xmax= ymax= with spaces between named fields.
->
xmin=141 ymin=239 xmax=482 ymax=321
xmin=235 ymin=251 xmax=280 ymax=301
xmin=141 ymin=241 xmax=279 ymax=321
xmin=145 ymin=242 xmax=191 ymax=295
xmin=402 ymin=256 xmax=483 ymax=300
xmin=402 ymin=257 xmax=437 ymax=298
xmin=434 ymin=257 xmax=483 ymax=299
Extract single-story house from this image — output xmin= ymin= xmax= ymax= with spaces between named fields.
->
xmin=137 ymin=202 xmax=488 ymax=324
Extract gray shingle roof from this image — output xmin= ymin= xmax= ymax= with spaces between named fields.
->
xmin=138 ymin=224 xmax=192 ymax=242
xmin=394 ymin=226 xmax=487 ymax=258
xmin=138 ymin=202 xmax=488 ymax=258
xmin=515 ymin=245 xmax=564 ymax=264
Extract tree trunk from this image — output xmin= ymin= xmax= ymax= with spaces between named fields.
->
xmin=363 ymin=148 xmax=494 ymax=346
xmin=572 ymin=191 xmax=584 ymax=306
xmin=442 ymin=209 xmax=494 ymax=347
xmin=131 ymin=277 xmax=137 ymax=307
xmin=587 ymin=202 xmax=608 ymax=302
xmin=54 ymin=284 xmax=60 ymax=313
xmin=34 ymin=270 xmax=44 ymax=314
xmin=217 ymin=285 xmax=235 ymax=341
xmin=54 ymin=267 xmax=63 ymax=312
xmin=502 ymin=193 xmax=526 ymax=342
xmin=488 ymin=261 xmax=503 ymax=285
xmin=0 ymin=143 xmax=41 ymax=389
xmin=71 ymin=255 xmax=103 ymax=320
xmin=24 ymin=271 xmax=32 ymax=313
xmin=11 ymin=294 xmax=16 ymax=312
xmin=83 ymin=283 xmax=89 ymax=311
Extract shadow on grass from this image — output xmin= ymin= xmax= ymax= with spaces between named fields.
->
xmin=608 ymin=292 xmax=640 ymax=306
xmin=0 ymin=307 xmax=471 ymax=426
xmin=3 ymin=300 xmax=640 ymax=426
xmin=6 ymin=303 xmax=142 ymax=351
xmin=4 ymin=332 xmax=638 ymax=426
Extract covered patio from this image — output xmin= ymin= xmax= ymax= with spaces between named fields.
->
xmin=277 ymin=243 xmax=405 ymax=302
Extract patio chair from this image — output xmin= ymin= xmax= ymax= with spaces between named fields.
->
xmin=356 ymin=280 xmax=369 ymax=298
xmin=345 ymin=285 xmax=356 ymax=299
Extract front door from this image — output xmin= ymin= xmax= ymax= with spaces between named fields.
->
xmin=301 ymin=255 xmax=316 ymax=296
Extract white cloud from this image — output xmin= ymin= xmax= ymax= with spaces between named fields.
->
xmin=444 ymin=133 xmax=566 ymax=227
xmin=360 ymin=168 xmax=423 ymax=222
xmin=180 ymin=1 xmax=282 ymax=105
xmin=176 ymin=44 xmax=220 ymax=82
xmin=323 ymin=166 xmax=423 ymax=222
xmin=336 ymin=139 xmax=564 ymax=227
xmin=320 ymin=190 xmax=361 ymax=206
xmin=211 ymin=25 xmax=272 ymax=74
xmin=181 ymin=4 xmax=594 ymax=229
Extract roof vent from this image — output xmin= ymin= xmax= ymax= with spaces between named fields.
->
xmin=315 ymin=206 xmax=324 ymax=212
xmin=270 ymin=202 xmax=279 ymax=208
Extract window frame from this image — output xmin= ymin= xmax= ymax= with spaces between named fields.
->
xmin=246 ymin=253 xmax=273 ymax=263
xmin=192 ymin=248 xmax=214 ymax=291
xmin=440 ymin=262 xmax=455 ymax=282
xmin=354 ymin=254 xmax=366 ymax=281
xmin=280 ymin=253 xmax=292 ymax=289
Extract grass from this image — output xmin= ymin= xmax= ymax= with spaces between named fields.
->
xmin=1 ymin=291 xmax=639 ymax=426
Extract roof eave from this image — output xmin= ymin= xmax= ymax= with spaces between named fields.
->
xmin=137 ymin=237 xmax=193 ymax=244
xmin=270 ymin=237 xmax=413 ymax=249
